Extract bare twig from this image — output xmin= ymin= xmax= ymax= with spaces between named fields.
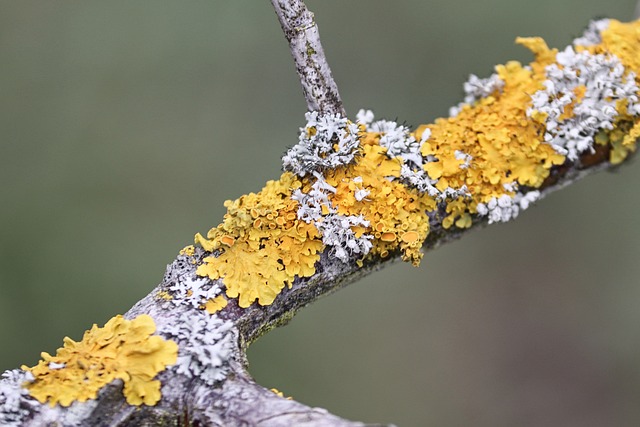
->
xmin=270 ymin=0 xmax=345 ymax=115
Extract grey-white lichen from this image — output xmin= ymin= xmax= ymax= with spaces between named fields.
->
xmin=528 ymin=24 xmax=640 ymax=161
xmin=368 ymin=118 xmax=423 ymax=164
xmin=163 ymin=312 xmax=235 ymax=386
xmin=475 ymin=190 xmax=541 ymax=224
xmin=292 ymin=173 xmax=373 ymax=262
xmin=287 ymin=108 xmax=487 ymax=263
xmin=463 ymin=73 xmax=505 ymax=104
xmin=314 ymin=213 xmax=373 ymax=262
xmin=167 ymin=275 xmax=222 ymax=310
xmin=292 ymin=172 xmax=336 ymax=223
xmin=0 ymin=369 xmax=35 ymax=426
xmin=282 ymin=111 xmax=360 ymax=177
xmin=573 ymin=19 xmax=610 ymax=47
xmin=357 ymin=109 xmax=469 ymax=200
xmin=449 ymin=73 xmax=505 ymax=117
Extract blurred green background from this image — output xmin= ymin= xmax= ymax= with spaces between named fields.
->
xmin=1 ymin=1 xmax=640 ymax=425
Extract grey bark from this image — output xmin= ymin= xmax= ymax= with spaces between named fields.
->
xmin=12 ymin=248 xmax=399 ymax=426
xmin=1 ymin=139 xmax=626 ymax=427
xmin=0 ymin=2 xmax=638 ymax=426
xmin=270 ymin=0 xmax=345 ymax=115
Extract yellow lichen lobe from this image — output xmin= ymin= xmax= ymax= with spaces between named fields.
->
xmin=597 ymin=121 xmax=638 ymax=165
xmin=515 ymin=36 xmax=557 ymax=72
xmin=623 ymin=120 xmax=640 ymax=149
xmin=582 ymin=20 xmax=640 ymax=163
xmin=156 ymin=290 xmax=173 ymax=301
xmin=22 ymin=314 xmax=178 ymax=407
xmin=196 ymin=172 xmax=323 ymax=308
xmin=205 ymin=295 xmax=228 ymax=314
xmin=220 ymin=235 xmax=235 ymax=247
xmin=324 ymin=134 xmax=433 ymax=265
xmin=270 ymin=387 xmax=293 ymax=400
xmin=597 ymin=19 xmax=640 ymax=76
xmin=179 ymin=245 xmax=195 ymax=256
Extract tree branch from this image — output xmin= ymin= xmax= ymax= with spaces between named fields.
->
xmin=270 ymin=0 xmax=345 ymax=115
xmin=2 ymin=8 xmax=640 ymax=427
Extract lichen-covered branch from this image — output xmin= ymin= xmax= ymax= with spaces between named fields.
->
xmin=2 ymin=16 xmax=640 ymax=427
xmin=270 ymin=0 xmax=345 ymax=115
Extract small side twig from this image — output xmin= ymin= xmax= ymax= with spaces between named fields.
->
xmin=270 ymin=0 xmax=345 ymax=115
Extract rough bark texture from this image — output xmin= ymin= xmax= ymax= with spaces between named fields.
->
xmin=1 ymin=142 xmax=628 ymax=427
xmin=13 ymin=254 xmax=393 ymax=426
xmin=270 ymin=0 xmax=345 ymax=115
xmin=2 ymin=2 xmax=639 ymax=426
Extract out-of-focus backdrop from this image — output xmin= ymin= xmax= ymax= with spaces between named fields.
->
xmin=1 ymin=1 xmax=640 ymax=425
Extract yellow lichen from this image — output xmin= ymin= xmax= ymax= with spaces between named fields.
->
xmin=597 ymin=19 xmax=640 ymax=75
xmin=420 ymin=55 xmax=565 ymax=226
xmin=22 ymin=314 xmax=178 ymax=407
xmin=205 ymin=295 xmax=228 ymax=314
xmin=193 ymin=19 xmax=640 ymax=310
xmin=156 ymin=290 xmax=173 ymax=301
xmin=582 ymin=20 xmax=640 ymax=163
xmin=270 ymin=387 xmax=293 ymax=400
xmin=195 ymin=172 xmax=323 ymax=308
xmin=323 ymin=133 xmax=434 ymax=265
xmin=179 ymin=245 xmax=195 ymax=256
xmin=623 ymin=120 xmax=640 ymax=148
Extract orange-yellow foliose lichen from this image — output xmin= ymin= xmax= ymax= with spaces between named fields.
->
xmin=156 ymin=290 xmax=173 ymax=301
xmin=193 ymin=19 xmax=640 ymax=309
xmin=270 ymin=387 xmax=293 ymax=400
xmin=322 ymin=132 xmax=435 ymax=265
xmin=195 ymin=173 xmax=323 ymax=308
xmin=205 ymin=295 xmax=228 ymax=314
xmin=179 ymin=245 xmax=196 ymax=256
xmin=22 ymin=314 xmax=177 ymax=407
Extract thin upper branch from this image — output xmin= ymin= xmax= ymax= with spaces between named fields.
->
xmin=271 ymin=0 xmax=345 ymax=115
xmin=3 ymin=11 xmax=640 ymax=427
